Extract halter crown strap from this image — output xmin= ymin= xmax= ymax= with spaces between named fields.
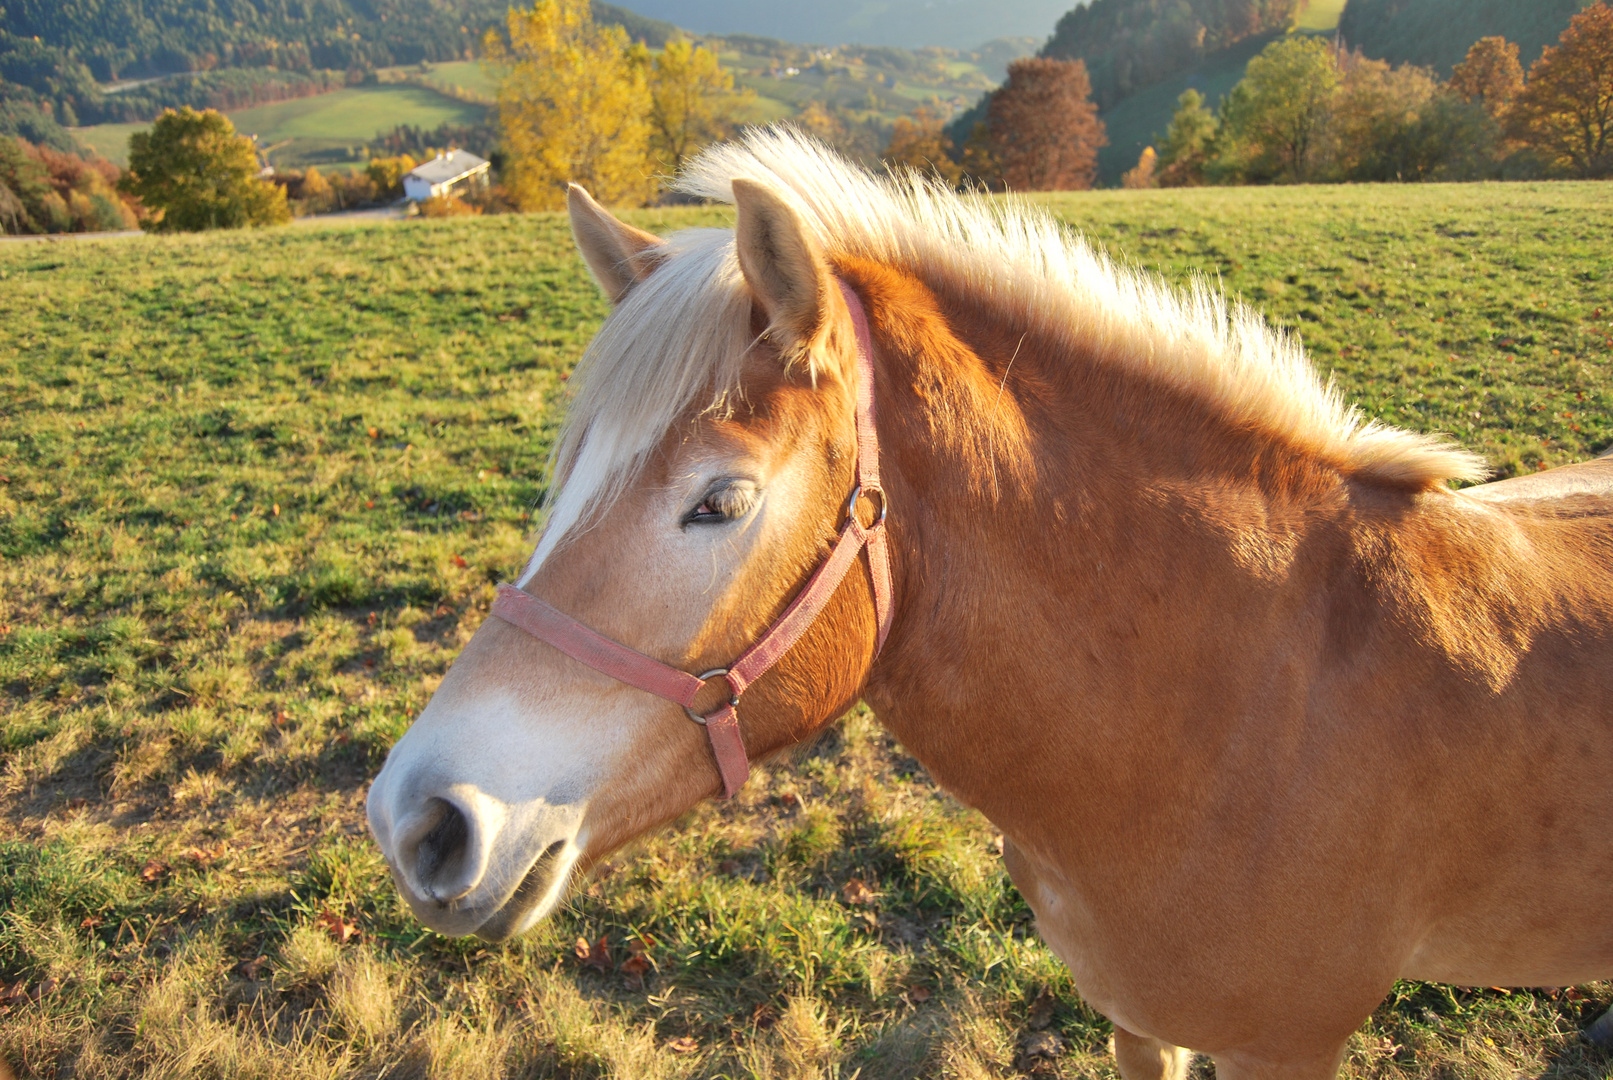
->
xmin=490 ymin=278 xmax=891 ymax=799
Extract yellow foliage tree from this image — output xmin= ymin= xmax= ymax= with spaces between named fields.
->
xmin=486 ymin=0 xmax=656 ymax=211
xmin=366 ymin=154 xmax=418 ymax=199
xmin=882 ymin=105 xmax=962 ymax=185
xmin=649 ymin=38 xmax=752 ymax=175
xmin=1121 ymin=146 xmax=1158 ymax=188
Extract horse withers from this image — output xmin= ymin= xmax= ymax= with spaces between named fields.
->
xmin=366 ymin=130 xmax=1613 ymax=1079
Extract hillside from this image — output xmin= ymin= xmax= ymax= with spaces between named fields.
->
xmin=0 ymin=0 xmax=673 ymax=126
xmin=607 ymin=0 xmax=1070 ymax=50
xmin=67 ymin=37 xmax=1016 ymax=172
xmin=1041 ymin=0 xmax=1302 ymax=111
xmin=1337 ymin=0 xmax=1596 ymax=75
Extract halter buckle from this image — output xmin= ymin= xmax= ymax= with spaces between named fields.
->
xmin=845 ymin=482 xmax=888 ymax=530
xmin=685 ymin=668 xmax=739 ymax=725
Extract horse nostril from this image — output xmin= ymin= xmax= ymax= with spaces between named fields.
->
xmin=414 ymin=797 xmax=474 ymax=903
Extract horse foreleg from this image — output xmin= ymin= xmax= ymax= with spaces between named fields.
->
xmin=1112 ymin=1026 xmax=1191 ymax=1080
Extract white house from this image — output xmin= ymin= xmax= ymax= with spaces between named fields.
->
xmin=402 ymin=150 xmax=491 ymax=202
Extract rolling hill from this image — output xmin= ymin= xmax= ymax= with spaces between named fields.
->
xmin=1337 ymin=0 xmax=1598 ymax=75
xmin=606 ymin=0 xmax=1074 ymax=50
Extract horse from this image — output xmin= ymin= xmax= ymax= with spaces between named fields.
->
xmin=365 ymin=129 xmax=1613 ymax=1079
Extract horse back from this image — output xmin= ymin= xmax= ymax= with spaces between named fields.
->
xmin=1462 ymin=446 xmax=1613 ymax=505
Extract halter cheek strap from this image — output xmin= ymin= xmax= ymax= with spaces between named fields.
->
xmin=489 ymin=279 xmax=892 ymax=798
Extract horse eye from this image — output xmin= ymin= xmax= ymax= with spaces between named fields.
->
xmin=686 ymin=482 xmax=756 ymax=525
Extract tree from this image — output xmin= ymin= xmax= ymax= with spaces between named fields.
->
xmin=1449 ymin=36 xmax=1524 ymax=121
xmin=1509 ymin=2 xmax=1613 ymax=178
xmin=883 ymin=105 xmax=963 ymax=185
xmin=986 ymin=58 xmax=1107 ymax=191
xmin=117 ymin=107 xmax=288 ymax=233
xmin=0 ymin=136 xmax=55 ymax=235
xmin=648 ymin=38 xmax=751 ymax=176
xmin=366 ymin=154 xmax=419 ymax=199
xmin=485 ymin=0 xmax=655 ymax=211
xmin=1158 ymin=88 xmax=1219 ymax=186
xmin=1327 ymin=56 xmax=1492 ymax=182
xmin=1217 ymin=36 xmax=1339 ymax=183
xmin=1121 ymin=146 xmax=1159 ymax=188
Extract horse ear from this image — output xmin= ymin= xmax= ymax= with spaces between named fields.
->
xmin=732 ymin=178 xmax=834 ymax=363
xmin=567 ymin=183 xmax=665 ymax=303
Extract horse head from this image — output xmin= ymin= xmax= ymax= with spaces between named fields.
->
xmin=366 ymin=178 xmax=889 ymax=940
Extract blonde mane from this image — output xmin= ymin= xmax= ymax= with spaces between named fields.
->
xmin=525 ymin=127 xmax=1485 ymax=576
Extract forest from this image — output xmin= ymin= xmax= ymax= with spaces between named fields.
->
xmin=1337 ymin=0 xmax=1598 ymax=74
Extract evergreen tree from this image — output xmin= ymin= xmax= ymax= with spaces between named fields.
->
xmin=1158 ymin=89 xmax=1219 ymax=186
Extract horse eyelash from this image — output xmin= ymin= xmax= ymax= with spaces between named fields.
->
xmin=686 ymin=481 xmax=757 ymax=525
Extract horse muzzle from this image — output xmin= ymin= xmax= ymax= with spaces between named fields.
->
xmin=366 ymin=759 xmax=586 ymax=940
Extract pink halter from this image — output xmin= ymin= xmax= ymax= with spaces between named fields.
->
xmin=489 ymin=280 xmax=894 ymax=798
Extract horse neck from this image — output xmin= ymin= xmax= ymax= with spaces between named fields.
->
xmin=857 ymin=266 xmax=1365 ymax=828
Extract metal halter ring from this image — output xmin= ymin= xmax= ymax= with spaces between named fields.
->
xmin=685 ymin=668 xmax=739 ymax=725
xmin=845 ymin=483 xmax=888 ymax=529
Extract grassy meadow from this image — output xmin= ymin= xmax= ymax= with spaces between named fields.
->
xmin=71 ymin=82 xmax=490 ymax=170
xmin=1 ymin=182 xmax=1611 ymax=1080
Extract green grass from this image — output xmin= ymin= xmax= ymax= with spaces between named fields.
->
xmin=66 ymin=123 xmax=148 ymax=168
xmin=1294 ymin=0 xmax=1348 ymax=33
xmin=393 ymin=60 xmax=500 ymax=102
xmin=1 ymin=184 xmax=1611 ymax=1079
xmin=72 ymin=83 xmax=490 ymax=170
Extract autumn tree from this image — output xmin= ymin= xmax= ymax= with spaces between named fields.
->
xmin=1121 ymin=146 xmax=1159 ymax=188
xmin=1326 ymin=55 xmax=1492 ymax=181
xmin=883 ymin=105 xmax=963 ymax=185
xmin=1158 ymin=89 xmax=1218 ymax=186
xmin=648 ymin=38 xmax=752 ymax=175
xmin=118 ymin=107 xmax=289 ymax=233
xmin=1216 ymin=35 xmax=1339 ymax=182
xmin=1449 ymin=36 xmax=1524 ymax=120
xmin=486 ymin=0 xmax=655 ymax=211
xmin=1510 ymin=2 xmax=1613 ymax=178
xmin=986 ymin=58 xmax=1107 ymax=191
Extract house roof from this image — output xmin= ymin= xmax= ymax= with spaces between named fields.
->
xmin=406 ymin=150 xmax=489 ymax=186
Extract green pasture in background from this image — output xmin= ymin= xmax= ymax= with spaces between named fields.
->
xmin=0 ymin=183 xmax=1610 ymax=1079
xmin=71 ymin=81 xmax=489 ymax=170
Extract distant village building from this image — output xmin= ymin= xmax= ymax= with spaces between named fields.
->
xmin=402 ymin=150 xmax=490 ymax=202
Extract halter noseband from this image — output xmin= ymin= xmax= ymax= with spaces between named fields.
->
xmin=488 ymin=279 xmax=893 ymax=798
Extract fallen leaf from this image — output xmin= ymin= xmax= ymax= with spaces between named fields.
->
xmin=185 ymin=847 xmax=217 ymax=866
xmin=452 ymin=554 xmax=468 ymax=568
xmin=909 ymin=985 xmax=932 ymax=1003
xmin=840 ymin=878 xmax=875 ymax=906
xmin=139 ymin=860 xmax=169 ymax=883
xmin=573 ymin=935 xmax=611 ymax=971
xmin=272 ymin=503 xmax=280 ymax=517
xmin=315 ymin=908 xmax=359 ymax=945
xmin=78 ymin=915 xmax=102 ymax=931
xmin=621 ymin=952 xmax=652 ymax=987
xmin=668 ymin=1036 xmax=698 ymax=1053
